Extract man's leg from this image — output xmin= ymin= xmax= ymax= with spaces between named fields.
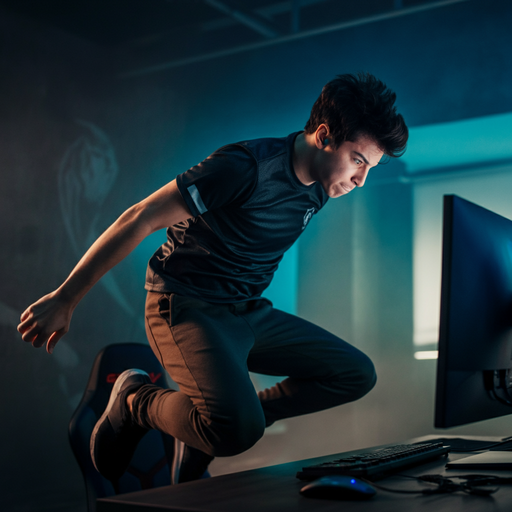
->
xmin=134 ymin=292 xmax=266 ymax=457
xmin=91 ymin=369 xmax=153 ymax=481
xmin=243 ymin=301 xmax=377 ymax=426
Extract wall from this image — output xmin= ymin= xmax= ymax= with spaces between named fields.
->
xmin=0 ymin=10 xmax=187 ymax=511
xmin=2 ymin=1 xmax=512 ymax=510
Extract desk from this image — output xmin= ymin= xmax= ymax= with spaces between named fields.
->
xmin=97 ymin=436 xmax=512 ymax=512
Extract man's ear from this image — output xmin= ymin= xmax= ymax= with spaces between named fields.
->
xmin=314 ymin=124 xmax=330 ymax=149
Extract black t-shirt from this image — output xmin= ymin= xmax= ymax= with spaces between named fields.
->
xmin=145 ymin=132 xmax=329 ymax=303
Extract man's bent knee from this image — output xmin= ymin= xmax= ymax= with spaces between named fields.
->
xmin=323 ymin=353 xmax=377 ymax=403
xmin=208 ymin=411 xmax=266 ymax=457
xmin=349 ymin=353 xmax=377 ymax=400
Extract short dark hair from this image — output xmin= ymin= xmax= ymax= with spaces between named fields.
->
xmin=304 ymin=72 xmax=408 ymax=157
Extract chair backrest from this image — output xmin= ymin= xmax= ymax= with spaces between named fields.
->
xmin=69 ymin=343 xmax=175 ymax=512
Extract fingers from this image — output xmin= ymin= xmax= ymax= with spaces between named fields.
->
xmin=17 ymin=294 xmax=72 ymax=354
xmin=19 ymin=325 xmax=58 ymax=352
xmin=22 ymin=327 xmax=49 ymax=348
xmin=19 ymin=308 xmax=31 ymax=322
xmin=17 ymin=315 xmax=54 ymax=349
xmin=47 ymin=330 xmax=65 ymax=354
xmin=18 ymin=306 xmax=38 ymax=338
xmin=32 ymin=333 xmax=49 ymax=349
xmin=17 ymin=321 xmax=40 ymax=344
xmin=17 ymin=309 xmax=33 ymax=335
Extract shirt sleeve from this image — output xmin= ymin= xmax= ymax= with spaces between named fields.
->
xmin=176 ymin=144 xmax=258 ymax=218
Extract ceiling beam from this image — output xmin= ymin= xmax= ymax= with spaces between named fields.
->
xmin=120 ymin=0 xmax=330 ymax=51
xmin=121 ymin=0 xmax=470 ymax=78
xmin=202 ymin=0 xmax=280 ymax=39
xmin=291 ymin=0 xmax=301 ymax=34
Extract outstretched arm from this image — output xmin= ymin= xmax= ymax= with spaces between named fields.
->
xmin=17 ymin=179 xmax=192 ymax=354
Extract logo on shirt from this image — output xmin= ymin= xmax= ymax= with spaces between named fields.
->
xmin=302 ymin=208 xmax=316 ymax=230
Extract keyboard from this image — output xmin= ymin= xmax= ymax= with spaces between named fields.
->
xmin=296 ymin=442 xmax=450 ymax=481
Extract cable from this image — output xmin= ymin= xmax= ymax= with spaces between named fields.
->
xmin=363 ymin=473 xmax=504 ymax=497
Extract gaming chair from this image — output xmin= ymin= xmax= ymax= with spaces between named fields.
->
xmin=69 ymin=343 xmax=175 ymax=512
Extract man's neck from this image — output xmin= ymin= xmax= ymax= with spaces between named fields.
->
xmin=292 ymin=132 xmax=316 ymax=186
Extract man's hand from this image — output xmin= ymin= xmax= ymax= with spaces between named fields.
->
xmin=17 ymin=291 xmax=74 ymax=354
xmin=17 ymin=179 xmax=192 ymax=355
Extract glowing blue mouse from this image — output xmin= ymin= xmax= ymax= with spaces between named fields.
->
xmin=300 ymin=475 xmax=377 ymax=500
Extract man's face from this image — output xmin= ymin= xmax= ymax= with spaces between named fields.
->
xmin=311 ymin=136 xmax=384 ymax=198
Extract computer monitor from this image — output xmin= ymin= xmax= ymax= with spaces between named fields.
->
xmin=435 ymin=194 xmax=512 ymax=428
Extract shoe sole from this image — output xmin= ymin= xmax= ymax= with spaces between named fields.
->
xmin=172 ymin=437 xmax=185 ymax=485
xmin=90 ymin=368 xmax=149 ymax=475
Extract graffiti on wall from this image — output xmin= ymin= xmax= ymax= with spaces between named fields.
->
xmin=58 ymin=120 xmax=135 ymax=316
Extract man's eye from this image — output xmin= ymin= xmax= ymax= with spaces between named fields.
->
xmin=354 ymin=159 xmax=362 ymax=165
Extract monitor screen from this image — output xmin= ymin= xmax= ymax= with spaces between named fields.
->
xmin=435 ymin=195 xmax=512 ymax=428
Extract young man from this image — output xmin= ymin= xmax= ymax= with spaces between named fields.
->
xmin=18 ymin=73 xmax=408 ymax=484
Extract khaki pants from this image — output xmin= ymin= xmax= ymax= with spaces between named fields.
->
xmin=132 ymin=292 xmax=376 ymax=457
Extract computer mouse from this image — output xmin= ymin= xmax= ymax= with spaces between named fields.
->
xmin=300 ymin=475 xmax=377 ymax=500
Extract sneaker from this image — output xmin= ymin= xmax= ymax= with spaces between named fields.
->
xmin=172 ymin=438 xmax=214 ymax=484
xmin=90 ymin=369 xmax=151 ymax=481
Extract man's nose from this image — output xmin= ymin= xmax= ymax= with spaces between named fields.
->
xmin=354 ymin=166 xmax=370 ymax=188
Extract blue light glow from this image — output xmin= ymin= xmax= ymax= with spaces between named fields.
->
xmin=401 ymin=112 xmax=512 ymax=173
xmin=263 ymin=242 xmax=298 ymax=314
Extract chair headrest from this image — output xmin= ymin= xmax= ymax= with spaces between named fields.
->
xmin=84 ymin=343 xmax=167 ymax=417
